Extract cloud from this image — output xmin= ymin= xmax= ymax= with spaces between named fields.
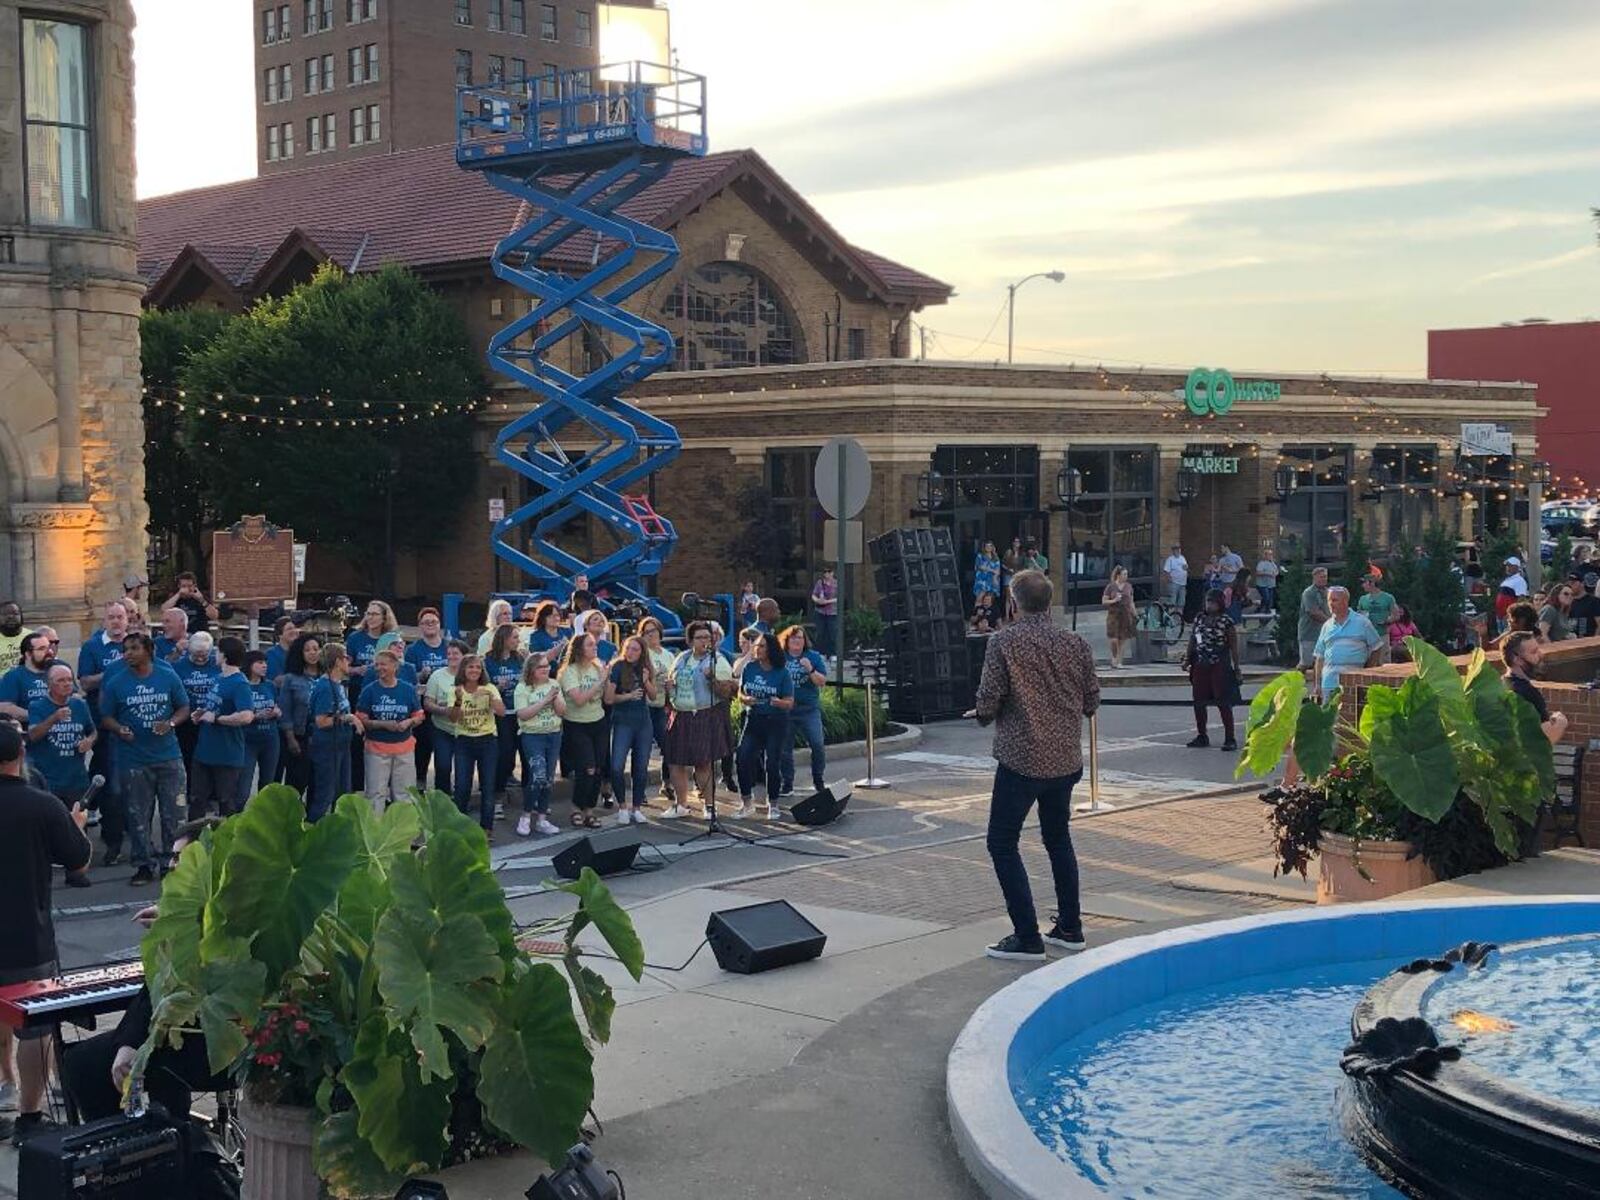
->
xmin=1469 ymin=246 xmax=1596 ymax=285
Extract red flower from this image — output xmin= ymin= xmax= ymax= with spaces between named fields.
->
xmin=294 ymin=1020 xmax=310 ymax=1034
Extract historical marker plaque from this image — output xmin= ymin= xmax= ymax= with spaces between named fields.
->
xmin=212 ymin=516 xmax=297 ymax=604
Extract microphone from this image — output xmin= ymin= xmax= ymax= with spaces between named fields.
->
xmin=81 ymin=774 xmax=107 ymax=809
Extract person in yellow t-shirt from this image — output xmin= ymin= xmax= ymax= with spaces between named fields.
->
xmin=0 ymin=601 xmax=32 ymax=673
xmin=448 ymin=654 xmax=504 ymax=836
xmin=558 ymin=634 xmax=608 ymax=828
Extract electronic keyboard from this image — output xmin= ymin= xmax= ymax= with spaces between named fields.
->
xmin=0 ymin=960 xmax=144 ymax=1031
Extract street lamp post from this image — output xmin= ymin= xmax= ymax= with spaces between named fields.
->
xmin=1056 ymin=463 xmax=1082 ymax=628
xmin=1530 ymin=459 xmax=1552 ymax=592
xmin=1006 ymin=270 xmax=1066 ymax=364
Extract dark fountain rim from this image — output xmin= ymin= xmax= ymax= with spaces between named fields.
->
xmin=1344 ymin=932 xmax=1600 ymax=1200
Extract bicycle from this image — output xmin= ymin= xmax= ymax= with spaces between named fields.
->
xmin=1140 ymin=598 xmax=1185 ymax=640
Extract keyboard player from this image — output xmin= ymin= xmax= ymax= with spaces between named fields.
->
xmin=0 ymin=719 xmax=91 ymax=1143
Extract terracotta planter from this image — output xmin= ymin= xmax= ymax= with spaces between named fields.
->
xmin=241 ymin=1096 xmax=322 ymax=1200
xmin=1316 ymin=830 xmax=1435 ymax=904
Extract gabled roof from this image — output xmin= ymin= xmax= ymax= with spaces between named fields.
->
xmin=136 ymin=143 xmax=951 ymax=306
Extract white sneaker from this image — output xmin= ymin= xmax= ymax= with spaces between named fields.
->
xmin=495 ymin=801 xmax=505 ymax=818
xmin=614 ymin=810 xmax=634 ymax=827
xmin=661 ymin=804 xmax=688 ymax=819
xmin=535 ymin=817 xmax=560 ymax=836
xmin=0 ymin=1081 xmax=16 ymax=1111
xmin=630 ymin=808 xmax=649 ymax=825
xmin=732 ymin=799 xmax=754 ymax=819
xmin=515 ymin=814 xmax=532 ymax=837
xmin=765 ymin=802 xmax=781 ymax=821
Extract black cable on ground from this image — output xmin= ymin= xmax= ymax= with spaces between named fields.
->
xmin=583 ymin=937 xmax=711 ymax=974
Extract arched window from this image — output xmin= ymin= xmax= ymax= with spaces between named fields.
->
xmin=660 ymin=261 xmax=803 ymax=370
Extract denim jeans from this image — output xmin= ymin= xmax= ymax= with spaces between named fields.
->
xmin=430 ymin=725 xmax=456 ymax=796
xmin=121 ymin=759 xmax=185 ymax=872
xmin=308 ymin=730 xmax=351 ymax=822
xmin=985 ymin=763 xmax=1084 ymax=941
xmin=453 ymin=734 xmax=499 ymax=828
xmin=519 ymin=731 xmax=561 ymax=813
xmin=563 ymin=719 xmax=609 ymax=810
xmin=91 ymin=735 xmax=125 ymax=856
xmin=494 ymin=712 xmax=525 ymax=794
xmin=413 ymin=715 xmax=436 ymax=794
xmin=609 ymin=709 xmax=654 ymax=808
xmin=1258 ymin=585 xmax=1276 ymax=612
xmin=189 ymin=762 xmax=242 ymax=819
xmin=780 ymin=706 xmax=826 ymax=795
xmin=239 ymin=728 xmax=280 ymax=810
xmin=736 ymin=710 xmax=789 ymax=800
xmin=649 ymin=706 xmax=670 ymax=772
xmin=813 ymin=614 xmax=837 ymax=657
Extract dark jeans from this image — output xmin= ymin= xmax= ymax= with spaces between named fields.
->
xmin=453 ymin=734 xmax=499 ymax=829
xmin=308 ymin=730 xmax=351 ymax=822
xmin=1258 ymin=585 xmax=1276 ymax=612
xmin=495 ymin=712 xmax=526 ymax=794
xmin=281 ymin=730 xmax=311 ymax=794
xmin=189 ymin=760 xmax=242 ymax=818
xmin=737 ymin=710 xmax=788 ymax=800
xmin=814 ymin=613 xmax=838 ymax=657
xmin=780 ymin=706 xmax=826 ymax=794
xmin=240 ymin=728 xmax=280 ymax=809
xmin=175 ymin=720 xmax=198 ymax=776
xmin=563 ymin=719 xmax=609 ymax=810
xmin=986 ymin=763 xmax=1083 ymax=942
xmin=430 ymin=724 xmax=456 ymax=796
xmin=609 ymin=709 xmax=654 ymax=808
xmin=519 ymin=731 xmax=561 ymax=813
xmin=649 ymin=705 xmax=671 ymax=793
xmin=414 ymin=714 xmax=436 ymax=792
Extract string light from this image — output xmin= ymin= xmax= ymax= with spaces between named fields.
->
xmin=140 ymin=383 xmax=489 ymax=430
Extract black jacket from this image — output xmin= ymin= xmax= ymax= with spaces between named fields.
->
xmin=0 ymin=775 xmax=90 ymax=970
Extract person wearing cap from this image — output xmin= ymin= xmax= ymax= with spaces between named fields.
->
xmin=1358 ymin=574 xmax=1397 ymax=664
xmin=1499 ymin=556 xmax=1528 ymax=598
xmin=121 ymin=573 xmax=149 ymax=624
xmin=0 ymin=720 xmax=91 ymax=1142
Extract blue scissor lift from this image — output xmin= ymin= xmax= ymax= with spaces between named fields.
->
xmin=445 ymin=62 xmax=707 ymax=636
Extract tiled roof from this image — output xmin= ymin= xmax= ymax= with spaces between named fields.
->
xmin=136 ymin=143 xmax=951 ymax=304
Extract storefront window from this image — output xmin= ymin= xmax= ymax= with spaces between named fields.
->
xmin=1372 ymin=446 xmax=1439 ymax=551
xmin=931 ymin=446 xmax=1041 ymax=599
xmin=1460 ymin=454 xmax=1516 ymax=539
xmin=767 ymin=447 xmax=824 ymax=600
xmin=1065 ymin=447 xmax=1156 ymax=604
xmin=1278 ymin=446 xmax=1350 ymax=565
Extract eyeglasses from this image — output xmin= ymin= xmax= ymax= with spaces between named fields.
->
xmin=47 ymin=639 xmax=60 ymax=646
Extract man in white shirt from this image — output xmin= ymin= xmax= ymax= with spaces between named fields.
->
xmin=1217 ymin=544 xmax=1243 ymax=576
xmin=1255 ymin=549 xmax=1281 ymax=611
xmin=1499 ymin=556 xmax=1528 ymax=598
xmin=1160 ymin=545 xmax=1188 ymax=609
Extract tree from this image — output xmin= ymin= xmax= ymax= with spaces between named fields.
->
xmin=1404 ymin=525 xmax=1467 ymax=650
xmin=1340 ymin=518 xmax=1373 ymax=592
xmin=141 ymin=306 xmax=236 ymax=574
xmin=177 ymin=265 xmax=484 ymax=594
xmin=1274 ymin=557 xmax=1310 ymax=665
xmin=705 ymin=473 xmax=797 ymax=589
xmin=1551 ymin=530 xmax=1574 ymax=583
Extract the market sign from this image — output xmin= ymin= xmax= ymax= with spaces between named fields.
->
xmin=1180 ymin=454 xmax=1240 ymax=475
xmin=1183 ymin=368 xmax=1282 ymax=417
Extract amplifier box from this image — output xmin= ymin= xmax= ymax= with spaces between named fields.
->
xmin=18 ymin=1111 xmax=184 ymax=1200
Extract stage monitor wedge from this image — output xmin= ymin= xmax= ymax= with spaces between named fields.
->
xmin=706 ymin=900 xmax=827 ymax=974
xmin=791 ymin=781 xmax=851 ymax=827
xmin=552 ymin=827 xmax=643 ymax=879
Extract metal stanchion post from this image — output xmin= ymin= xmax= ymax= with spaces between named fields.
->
xmin=1074 ymin=712 xmax=1114 ymax=813
xmin=854 ymin=679 xmax=889 ymax=789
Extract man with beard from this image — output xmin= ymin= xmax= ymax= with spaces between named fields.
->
xmin=0 ymin=633 xmax=54 ymax=724
xmin=77 ymin=601 xmax=129 ymax=863
xmin=0 ymin=602 xmax=29 ymax=673
xmin=1502 ymin=631 xmax=1569 ymax=745
xmin=100 ymin=633 xmax=190 ymax=886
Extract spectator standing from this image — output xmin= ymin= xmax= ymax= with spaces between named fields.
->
xmin=737 ymin=581 xmax=760 ymax=629
xmin=970 ymin=569 xmax=1099 ymax=961
xmin=1217 ymin=543 xmax=1244 ymax=576
xmin=356 ymin=646 xmax=422 ymax=813
xmin=1312 ymin=586 xmax=1384 ymax=700
xmin=973 ymin=544 xmax=1002 ymax=604
xmin=1101 ymin=565 xmax=1136 ymax=670
xmin=1358 ymin=575 xmax=1397 ymax=663
xmin=1183 ymin=590 xmax=1239 ymax=751
xmin=639 ymin=618 xmax=676 ymax=807
xmin=1297 ymin=567 xmax=1331 ymax=669
xmin=0 ymin=601 xmax=31 ymax=673
xmin=276 ymin=634 xmax=322 ymax=794
xmin=1255 ymin=549 xmax=1280 ymax=611
xmin=512 ymin=654 xmax=564 ymax=837
xmin=0 ymin=633 xmax=54 ymax=724
xmin=100 ymin=633 xmax=189 ymax=885
xmin=778 ymin=625 xmax=829 ymax=798
xmin=238 ymin=650 xmax=281 ymax=805
xmin=190 ymin=636 xmax=255 ymax=818
xmin=421 ymin=640 xmax=467 ymax=797
xmin=307 ymin=643 xmax=356 ymax=822
xmin=160 ymin=573 xmax=216 ymax=635
xmin=1502 ymin=632 xmax=1569 ymax=745
xmin=1387 ymin=604 xmax=1421 ymax=660
xmin=1499 ymin=556 xmax=1528 ymax=598
xmin=483 ymin=623 xmax=526 ymax=801
xmin=1569 ymin=574 xmax=1600 ymax=638
xmin=1022 ymin=539 xmax=1049 ymax=574
xmin=263 ymin=616 xmax=298 ymax=685
xmin=1160 ymin=545 xmax=1188 ymax=610
xmin=811 ymin=568 xmax=840 ymax=660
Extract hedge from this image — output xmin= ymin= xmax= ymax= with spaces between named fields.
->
xmin=730 ymin=685 xmax=888 ymax=746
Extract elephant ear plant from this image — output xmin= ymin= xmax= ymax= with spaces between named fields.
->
xmin=1237 ymin=637 xmax=1554 ymax=876
xmin=135 ymin=786 xmax=644 ymax=1198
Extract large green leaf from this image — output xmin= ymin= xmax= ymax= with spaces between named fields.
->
xmin=1367 ymin=678 xmax=1458 ymax=822
xmin=373 ymin=906 xmax=502 ymax=1079
xmin=559 ymin=867 xmax=644 ymax=981
xmin=1293 ymin=690 xmax=1341 ymax=780
xmin=338 ymin=793 xmax=421 ymax=876
xmin=217 ymin=786 xmax=361 ymax=979
xmin=312 ymin=1107 xmax=402 ymax=1200
xmin=389 ymin=826 xmax=514 ymax=958
xmin=1411 ymin=638 xmax=1470 ymax=722
xmin=1357 ymin=683 xmax=1402 ymax=745
xmin=196 ymin=952 xmax=267 ymax=1074
xmin=564 ymin=956 xmax=617 ymax=1045
xmin=477 ymin=964 xmax=595 ymax=1167
xmin=1235 ymin=671 xmax=1304 ymax=779
xmin=340 ymin=1014 xmax=451 ymax=1175
xmin=411 ymin=789 xmax=484 ymax=861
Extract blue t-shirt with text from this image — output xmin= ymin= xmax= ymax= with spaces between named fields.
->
xmin=26 ymin=695 xmax=93 ymax=793
xmin=0 ymin=665 xmax=52 ymax=718
xmin=247 ymin=678 xmax=280 ymax=733
xmin=740 ymin=663 xmax=794 ymax=712
xmin=175 ymin=657 xmax=222 ymax=715
xmin=404 ymin=639 xmax=449 ymax=678
xmin=356 ymin=679 xmax=421 ymax=747
xmin=196 ymin=671 xmax=254 ymax=767
xmin=344 ymin=630 xmax=382 ymax=672
xmin=484 ymin=655 xmax=523 ymax=704
xmin=309 ymin=675 xmax=352 ymax=743
xmin=265 ymin=644 xmax=289 ymax=683
xmin=101 ymin=663 xmax=188 ymax=766
xmin=783 ymin=650 xmax=828 ymax=712
xmin=77 ymin=631 xmax=124 ymax=715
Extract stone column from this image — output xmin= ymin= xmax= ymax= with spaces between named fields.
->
xmin=50 ymin=280 xmax=86 ymax=500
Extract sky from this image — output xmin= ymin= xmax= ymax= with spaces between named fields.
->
xmin=132 ymin=0 xmax=1600 ymax=375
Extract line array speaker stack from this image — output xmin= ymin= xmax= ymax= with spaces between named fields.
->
xmin=869 ymin=526 xmax=974 ymax=722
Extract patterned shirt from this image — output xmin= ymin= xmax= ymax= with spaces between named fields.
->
xmin=973 ymin=612 xmax=1100 ymax=778
xmin=1188 ymin=613 xmax=1236 ymax=666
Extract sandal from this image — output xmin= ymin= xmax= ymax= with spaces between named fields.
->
xmin=582 ymin=813 xmax=603 ymax=828
xmin=570 ymin=812 xmax=587 ymax=828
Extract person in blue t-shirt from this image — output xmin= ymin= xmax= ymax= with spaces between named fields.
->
xmin=734 ymin=631 xmax=794 ymax=819
xmin=0 ymin=632 xmax=55 ymax=724
xmin=152 ymin=607 xmax=190 ymax=665
xmin=173 ymin=631 xmax=222 ymax=774
xmin=344 ymin=600 xmax=397 ymax=795
xmin=307 ymin=642 xmax=358 ymax=821
xmin=263 ymin=616 xmax=298 ymax=685
xmin=777 ymin=625 xmax=829 ymax=798
xmin=356 ymin=647 xmax=422 ymax=812
xmin=238 ymin=649 xmax=282 ymax=811
xmin=191 ymin=636 xmax=256 ymax=818
xmin=483 ymin=623 xmax=526 ymax=799
xmin=78 ymin=602 xmax=129 ymax=859
xmin=27 ymin=664 xmax=95 ymax=802
xmin=100 ymin=633 xmax=191 ymax=885
xmin=526 ymin=601 xmax=570 ymax=663
xmin=405 ymin=607 xmax=450 ymax=790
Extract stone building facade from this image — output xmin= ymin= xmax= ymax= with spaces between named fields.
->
xmin=0 ymin=0 xmax=148 ymax=647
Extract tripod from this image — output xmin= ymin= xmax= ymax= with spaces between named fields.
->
xmin=678 ymin=763 xmax=763 ymax=849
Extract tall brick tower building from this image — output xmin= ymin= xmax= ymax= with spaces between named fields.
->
xmin=254 ymin=0 xmax=660 ymax=175
xmin=0 ymin=0 xmax=148 ymax=649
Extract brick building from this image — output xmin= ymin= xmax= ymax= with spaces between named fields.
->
xmin=0 ymin=0 xmax=148 ymax=647
xmin=253 ymin=0 xmax=657 ymax=175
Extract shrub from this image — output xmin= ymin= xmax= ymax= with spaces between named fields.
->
xmin=729 ymin=685 xmax=887 ymax=746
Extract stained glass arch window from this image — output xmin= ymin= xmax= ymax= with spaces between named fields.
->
xmin=660 ymin=262 xmax=804 ymax=370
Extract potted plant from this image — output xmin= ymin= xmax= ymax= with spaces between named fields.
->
xmin=1238 ymin=637 xmax=1553 ymax=902
xmin=135 ymin=786 xmax=643 ymax=1199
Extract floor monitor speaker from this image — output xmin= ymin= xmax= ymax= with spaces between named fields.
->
xmin=552 ymin=826 xmax=643 ymax=879
xmin=791 ymin=780 xmax=852 ymax=827
xmin=705 ymin=900 xmax=827 ymax=974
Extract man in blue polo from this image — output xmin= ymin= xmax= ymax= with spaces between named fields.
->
xmin=26 ymin=664 xmax=96 ymax=892
xmin=1312 ymin=585 xmax=1383 ymax=700
xmin=100 ymin=633 xmax=190 ymax=886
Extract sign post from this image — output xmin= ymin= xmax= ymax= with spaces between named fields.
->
xmin=815 ymin=437 xmax=871 ymax=694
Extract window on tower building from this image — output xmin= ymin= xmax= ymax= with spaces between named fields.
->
xmin=347 ymin=0 xmax=376 ymax=21
xmin=350 ymin=104 xmax=366 ymax=143
xmin=510 ymin=0 xmax=526 ymax=35
xmin=263 ymin=8 xmax=279 ymax=43
xmin=455 ymin=49 xmax=472 ymax=85
xmin=510 ymin=56 xmax=526 ymax=82
xmin=323 ymin=112 xmax=337 ymax=149
xmin=267 ymin=123 xmax=281 ymax=160
xmin=266 ymin=66 xmax=280 ymax=102
xmin=307 ymin=114 xmax=322 ymax=152
xmin=540 ymin=3 xmax=556 ymax=40
xmin=455 ymin=0 xmax=471 ymax=26
xmin=282 ymin=121 xmax=294 ymax=157
xmin=279 ymin=63 xmax=292 ymax=99
xmin=488 ymin=0 xmax=503 ymax=31
xmin=488 ymin=54 xmax=504 ymax=84
xmin=575 ymin=9 xmax=591 ymax=47
xmin=21 ymin=17 xmax=95 ymax=227
xmin=365 ymin=43 xmax=379 ymax=80
xmin=367 ymin=103 xmax=380 ymax=140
